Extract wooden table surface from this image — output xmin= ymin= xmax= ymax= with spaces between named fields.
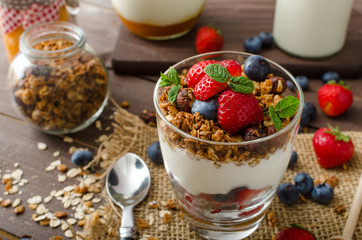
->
xmin=0 ymin=0 xmax=361 ymax=239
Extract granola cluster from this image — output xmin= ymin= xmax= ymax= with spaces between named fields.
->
xmin=12 ymin=39 xmax=108 ymax=132
xmin=157 ymin=69 xmax=294 ymax=166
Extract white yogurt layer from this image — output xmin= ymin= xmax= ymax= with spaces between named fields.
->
xmin=111 ymin=0 xmax=205 ymax=26
xmin=159 ymin=131 xmax=292 ymax=195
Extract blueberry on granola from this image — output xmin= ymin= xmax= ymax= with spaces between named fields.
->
xmin=147 ymin=141 xmax=163 ymax=164
xmin=243 ymin=55 xmax=270 ymax=82
xmin=191 ymin=97 xmax=218 ymax=121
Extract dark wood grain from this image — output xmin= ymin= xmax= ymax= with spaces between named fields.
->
xmin=112 ymin=0 xmax=362 ymax=78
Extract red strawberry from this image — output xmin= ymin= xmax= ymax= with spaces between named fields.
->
xmin=186 ymin=60 xmax=219 ymax=88
xmin=317 ymin=81 xmax=353 ymax=117
xmin=217 ymin=89 xmax=264 ymax=134
xmin=312 ymin=125 xmax=354 ymax=168
xmin=194 ymin=75 xmax=228 ymax=101
xmin=220 ymin=60 xmax=242 ymax=77
xmin=195 ymin=25 xmax=224 ymax=54
xmin=276 ymin=226 xmax=316 ymax=240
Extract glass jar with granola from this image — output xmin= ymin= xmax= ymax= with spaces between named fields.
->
xmin=8 ymin=21 xmax=109 ymax=134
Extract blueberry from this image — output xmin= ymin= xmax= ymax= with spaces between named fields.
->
xmin=322 ymin=71 xmax=340 ymax=84
xmin=147 ymin=141 xmax=163 ymax=164
xmin=277 ymin=183 xmax=299 ymax=204
xmin=244 ymin=36 xmax=262 ymax=54
xmin=71 ymin=150 xmax=93 ymax=167
xmin=312 ymin=183 xmax=334 ymax=204
xmin=191 ymin=97 xmax=218 ymax=121
xmin=300 ymin=106 xmax=311 ymax=127
xmin=243 ymin=55 xmax=271 ymax=82
xmin=286 ymin=79 xmax=295 ymax=91
xmin=294 ymin=173 xmax=314 ymax=195
xmin=258 ymin=32 xmax=274 ymax=48
xmin=304 ymin=102 xmax=317 ymax=120
xmin=288 ymin=151 xmax=298 ymax=168
xmin=295 ymin=75 xmax=309 ymax=90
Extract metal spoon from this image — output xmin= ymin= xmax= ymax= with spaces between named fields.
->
xmin=106 ymin=153 xmax=151 ymax=240
xmin=329 ymin=173 xmax=362 ymax=240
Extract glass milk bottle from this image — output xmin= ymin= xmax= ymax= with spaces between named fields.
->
xmin=273 ymin=0 xmax=354 ymax=58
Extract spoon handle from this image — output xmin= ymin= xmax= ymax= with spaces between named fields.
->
xmin=342 ymin=173 xmax=362 ymax=239
xmin=120 ymin=206 xmax=135 ymax=240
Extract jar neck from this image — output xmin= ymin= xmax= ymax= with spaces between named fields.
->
xmin=19 ymin=21 xmax=86 ymax=60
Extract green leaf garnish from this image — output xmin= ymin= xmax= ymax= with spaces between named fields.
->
xmin=204 ymin=63 xmax=254 ymax=94
xmin=274 ymin=95 xmax=300 ymax=118
xmin=325 ymin=123 xmax=351 ymax=142
xmin=168 ymin=84 xmax=181 ymax=104
xmin=159 ymin=67 xmax=182 ymax=104
xmin=204 ymin=64 xmax=230 ymax=83
xmin=269 ymin=106 xmax=282 ymax=131
xmin=229 ymin=76 xmax=254 ymax=94
xmin=269 ymin=95 xmax=300 ymax=131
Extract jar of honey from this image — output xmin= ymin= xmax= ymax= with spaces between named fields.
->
xmin=0 ymin=0 xmax=72 ymax=62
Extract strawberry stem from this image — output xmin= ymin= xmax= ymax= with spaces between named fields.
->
xmin=325 ymin=123 xmax=351 ymax=142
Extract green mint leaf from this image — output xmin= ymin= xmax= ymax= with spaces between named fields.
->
xmin=204 ymin=64 xmax=230 ymax=83
xmin=167 ymin=67 xmax=181 ymax=85
xmin=228 ymin=76 xmax=254 ymax=94
xmin=325 ymin=123 xmax=351 ymax=142
xmin=269 ymin=106 xmax=282 ymax=131
xmin=160 ymin=72 xmax=172 ymax=87
xmin=168 ymin=84 xmax=181 ymax=104
xmin=275 ymin=95 xmax=300 ymax=118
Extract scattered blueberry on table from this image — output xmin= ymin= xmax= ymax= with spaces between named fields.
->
xmin=257 ymin=32 xmax=274 ymax=48
xmin=71 ymin=150 xmax=93 ymax=167
xmin=191 ymin=97 xmax=218 ymax=121
xmin=147 ymin=141 xmax=163 ymax=164
xmin=288 ymin=151 xmax=298 ymax=168
xmin=300 ymin=102 xmax=317 ymax=127
xmin=295 ymin=75 xmax=309 ymax=90
xmin=277 ymin=183 xmax=299 ymax=204
xmin=243 ymin=36 xmax=262 ymax=54
xmin=294 ymin=172 xmax=314 ymax=195
xmin=321 ymin=71 xmax=340 ymax=84
xmin=312 ymin=183 xmax=334 ymax=204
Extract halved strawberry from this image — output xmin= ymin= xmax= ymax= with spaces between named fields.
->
xmin=194 ymin=75 xmax=229 ymax=101
xmin=186 ymin=60 xmax=219 ymax=88
xmin=217 ymin=89 xmax=264 ymax=134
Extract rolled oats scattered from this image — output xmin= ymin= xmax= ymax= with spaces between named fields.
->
xmin=44 ymin=195 xmax=53 ymax=203
xmin=67 ymin=218 xmax=77 ymax=225
xmin=55 ymin=211 xmax=68 ymax=218
xmin=66 ymin=168 xmax=82 ymax=178
xmin=82 ymin=193 xmax=93 ymax=201
xmin=63 ymin=185 xmax=76 ymax=192
xmin=64 ymin=230 xmax=74 ymax=238
xmin=58 ymin=174 xmax=67 ymax=183
xmin=50 ymin=218 xmax=61 ymax=228
xmin=53 ymin=151 xmax=61 ymax=157
xmin=71 ymin=198 xmax=81 ymax=206
xmin=29 ymin=204 xmax=38 ymax=210
xmin=91 ymin=197 xmax=101 ymax=204
xmin=12 ymin=198 xmax=21 ymax=208
xmin=28 ymin=195 xmax=42 ymax=204
xmin=46 ymin=165 xmax=57 ymax=172
xmin=63 ymin=200 xmax=71 ymax=209
xmin=63 ymin=136 xmax=74 ymax=143
xmin=37 ymin=142 xmax=48 ymax=151
xmin=55 ymin=190 xmax=65 ymax=197
xmin=14 ymin=206 xmax=25 ymax=215
xmin=61 ymin=222 xmax=69 ymax=231
xmin=11 ymin=169 xmax=23 ymax=180
xmin=40 ymin=219 xmax=50 ymax=226
xmin=36 ymin=204 xmax=47 ymax=215
xmin=34 ymin=214 xmax=47 ymax=222
xmin=1 ymin=199 xmax=11 ymax=207
xmin=14 ymin=162 xmax=19 ymax=167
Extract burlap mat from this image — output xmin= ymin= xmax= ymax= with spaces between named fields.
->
xmin=84 ymin=100 xmax=362 ymax=240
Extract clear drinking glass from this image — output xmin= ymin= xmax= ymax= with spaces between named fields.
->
xmin=153 ymin=51 xmax=304 ymax=240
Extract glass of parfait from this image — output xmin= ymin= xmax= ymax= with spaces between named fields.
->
xmin=153 ymin=51 xmax=304 ymax=239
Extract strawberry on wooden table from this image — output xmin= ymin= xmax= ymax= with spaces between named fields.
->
xmin=313 ymin=124 xmax=354 ymax=168
xmin=195 ymin=25 xmax=224 ymax=54
xmin=276 ymin=225 xmax=316 ymax=240
xmin=318 ymin=81 xmax=353 ymax=117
